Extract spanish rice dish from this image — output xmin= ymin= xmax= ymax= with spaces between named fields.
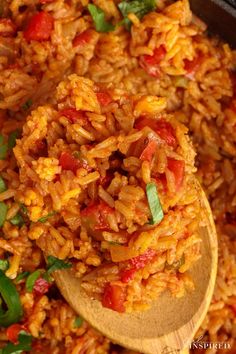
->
xmin=0 ymin=0 xmax=235 ymax=353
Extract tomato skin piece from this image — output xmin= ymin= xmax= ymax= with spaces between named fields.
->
xmin=73 ymin=29 xmax=92 ymax=47
xmin=129 ymin=249 xmax=156 ymax=271
xmin=33 ymin=277 xmax=50 ymax=295
xmin=59 ymin=152 xmax=80 ymax=174
xmin=139 ymin=45 xmax=166 ymax=77
xmin=184 ymin=53 xmax=204 ymax=78
xmin=140 ymin=140 xmax=158 ymax=162
xmin=102 ymin=283 xmax=126 ymax=312
xmin=135 ymin=118 xmax=177 ymax=148
xmin=120 ymin=269 xmax=136 ymax=283
xmin=96 ymin=92 xmax=112 ymax=106
xmin=24 ymin=11 xmax=54 ymax=42
xmin=6 ymin=324 xmax=27 ymax=344
xmin=59 ymin=108 xmax=87 ymax=125
xmin=167 ymin=158 xmax=185 ymax=191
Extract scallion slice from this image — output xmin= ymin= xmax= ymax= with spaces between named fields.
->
xmin=146 ymin=183 xmax=164 ymax=225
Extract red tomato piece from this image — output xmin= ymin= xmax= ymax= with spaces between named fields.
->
xmin=102 ymin=283 xmax=126 ymax=312
xmin=167 ymin=158 xmax=185 ymax=191
xmin=33 ymin=277 xmax=50 ymax=295
xmin=120 ymin=268 xmax=136 ymax=283
xmin=184 ymin=53 xmax=204 ymax=78
xmin=135 ymin=118 xmax=177 ymax=148
xmin=96 ymin=92 xmax=112 ymax=106
xmin=140 ymin=140 xmax=158 ymax=162
xmin=6 ymin=324 xmax=27 ymax=344
xmin=59 ymin=108 xmax=87 ymax=125
xmin=231 ymin=304 xmax=236 ymax=316
xmin=81 ymin=202 xmax=113 ymax=231
xmin=24 ymin=11 xmax=54 ymax=42
xmin=128 ymin=249 xmax=156 ymax=271
xmin=0 ymin=19 xmax=17 ymax=37
xmin=139 ymin=45 xmax=166 ymax=77
xmin=73 ymin=29 xmax=93 ymax=47
xmin=59 ymin=151 xmax=80 ymax=173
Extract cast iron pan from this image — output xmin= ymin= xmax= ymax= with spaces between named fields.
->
xmin=189 ymin=0 xmax=236 ymax=46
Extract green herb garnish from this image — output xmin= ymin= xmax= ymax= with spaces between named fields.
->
xmin=15 ymin=271 xmax=30 ymax=283
xmin=0 ymin=270 xmax=23 ymax=327
xmin=10 ymin=213 xmax=24 ymax=227
xmin=8 ymin=130 xmax=21 ymax=150
xmin=0 ymin=331 xmax=32 ymax=354
xmin=0 ymin=135 xmax=8 ymax=160
xmin=46 ymin=256 xmax=72 ymax=274
xmin=37 ymin=211 xmax=56 ymax=223
xmin=74 ymin=316 xmax=84 ymax=328
xmin=0 ymin=176 xmax=6 ymax=193
xmin=165 ymin=254 xmax=185 ymax=271
xmin=0 ymin=260 xmax=9 ymax=272
xmin=118 ymin=0 xmax=156 ymax=29
xmin=88 ymin=4 xmax=115 ymax=32
xmin=26 ymin=270 xmax=41 ymax=292
xmin=19 ymin=204 xmax=28 ymax=216
xmin=146 ymin=182 xmax=164 ymax=225
xmin=21 ymin=99 xmax=33 ymax=111
xmin=0 ymin=202 xmax=8 ymax=227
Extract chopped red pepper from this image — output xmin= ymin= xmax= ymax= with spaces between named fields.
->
xmin=24 ymin=11 xmax=54 ymax=42
xmin=33 ymin=277 xmax=51 ymax=295
xmin=0 ymin=19 xmax=17 ymax=37
xmin=140 ymin=140 xmax=158 ymax=162
xmin=6 ymin=324 xmax=27 ymax=344
xmin=102 ymin=283 xmax=126 ymax=312
xmin=139 ymin=45 xmax=166 ymax=77
xmin=59 ymin=108 xmax=87 ymax=125
xmin=73 ymin=29 xmax=93 ymax=47
xmin=96 ymin=92 xmax=112 ymax=106
xmin=135 ymin=117 xmax=177 ymax=148
xmin=129 ymin=249 xmax=156 ymax=270
xmin=184 ymin=53 xmax=204 ymax=79
xmin=167 ymin=158 xmax=185 ymax=191
xmin=59 ymin=151 xmax=80 ymax=174
xmin=81 ymin=201 xmax=113 ymax=231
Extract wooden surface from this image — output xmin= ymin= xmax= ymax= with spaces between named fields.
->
xmin=53 ymin=181 xmax=218 ymax=354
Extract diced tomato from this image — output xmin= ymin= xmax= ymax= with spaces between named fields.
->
xmin=96 ymin=92 xmax=112 ymax=106
xmin=230 ymin=304 xmax=236 ymax=316
xmin=139 ymin=45 xmax=166 ymax=78
xmin=120 ymin=268 xmax=136 ymax=283
xmin=0 ymin=19 xmax=17 ymax=37
xmin=59 ymin=151 xmax=80 ymax=173
xmin=33 ymin=277 xmax=51 ymax=295
xmin=140 ymin=140 xmax=158 ymax=162
xmin=184 ymin=53 xmax=204 ymax=78
xmin=59 ymin=108 xmax=87 ymax=125
xmin=167 ymin=158 xmax=185 ymax=191
xmin=73 ymin=29 xmax=93 ymax=47
xmin=135 ymin=117 xmax=177 ymax=148
xmin=81 ymin=201 xmax=113 ymax=231
xmin=102 ymin=283 xmax=126 ymax=312
xmin=128 ymin=249 xmax=156 ymax=271
xmin=24 ymin=11 xmax=54 ymax=42
xmin=6 ymin=324 xmax=27 ymax=344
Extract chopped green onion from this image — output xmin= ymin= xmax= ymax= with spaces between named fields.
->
xmin=0 ymin=144 xmax=8 ymax=160
xmin=26 ymin=270 xmax=41 ymax=292
xmin=0 ymin=176 xmax=6 ymax=193
xmin=21 ymin=99 xmax=33 ymax=111
xmin=88 ymin=4 xmax=115 ymax=32
xmin=0 ymin=270 xmax=23 ymax=327
xmin=8 ymin=130 xmax=21 ymax=150
xmin=0 ymin=202 xmax=8 ymax=227
xmin=0 ymin=260 xmax=9 ymax=272
xmin=165 ymin=254 xmax=185 ymax=270
xmin=146 ymin=183 xmax=164 ymax=225
xmin=37 ymin=211 xmax=56 ymax=223
xmin=118 ymin=0 xmax=156 ymax=29
xmin=46 ymin=256 xmax=72 ymax=274
xmin=19 ymin=204 xmax=28 ymax=216
xmin=0 ymin=331 xmax=32 ymax=354
xmin=10 ymin=213 xmax=24 ymax=227
xmin=15 ymin=271 xmax=30 ymax=283
xmin=74 ymin=316 xmax=84 ymax=328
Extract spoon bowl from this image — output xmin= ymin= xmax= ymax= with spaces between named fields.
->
xmin=52 ymin=179 xmax=218 ymax=354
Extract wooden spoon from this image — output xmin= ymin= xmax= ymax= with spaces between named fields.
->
xmin=51 ymin=180 xmax=218 ymax=354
